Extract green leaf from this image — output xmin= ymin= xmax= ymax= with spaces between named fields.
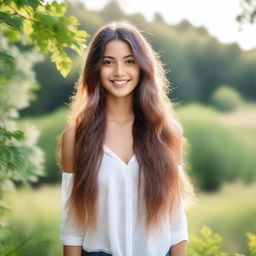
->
xmin=247 ymin=232 xmax=256 ymax=255
xmin=236 ymin=15 xmax=245 ymax=23
xmin=23 ymin=18 xmax=33 ymax=35
xmin=0 ymin=50 xmax=15 ymax=80
xmin=0 ymin=127 xmax=25 ymax=142
xmin=0 ymin=11 xmax=23 ymax=30
xmin=14 ymin=0 xmax=43 ymax=10
xmin=201 ymin=225 xmax=213 ymax=237
xmin=12 ymin=131 xmax=26 ymax=141
xmin=51 ymin=52 xmax=72 ymax=77
xmin=45 ymin=1 xmax=67 ymax=16
xmin=66 ymin=15 xmax=79 ymax=24
xmin=0 ymin=204 xmax=11 ymax=215
xmin=0 ymin=50 xmax=15 ymax=66
xmin=188 ymin=226 xmax=227 ymax=256
xmin=250 ymin=10 xmax=256 ymax=23
xmin=1 ymin=0 xmax=88 ymax=79
xmin=3 ymin=28 xmax=21 ymax=42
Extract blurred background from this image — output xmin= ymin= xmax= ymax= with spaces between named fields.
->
xmin=1 ymin=0 xmax=256 ymax=255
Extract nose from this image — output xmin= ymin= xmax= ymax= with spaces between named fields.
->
xmin=114 ymin=62 xmax=126 ymax=77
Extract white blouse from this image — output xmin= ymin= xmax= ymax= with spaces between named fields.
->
xmin=60 ymin=144 xmax=188 ymax=256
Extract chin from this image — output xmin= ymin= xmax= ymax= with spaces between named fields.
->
xmin=108 ymin=88 xmax=135 ymax=98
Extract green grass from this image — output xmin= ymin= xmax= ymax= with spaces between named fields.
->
xmin=4 ymin=185 xmax=62 ymax=256
xmin=187 ymin=181 xmax=256 ymax=254
xmin=3 ymin=181 xmax=256 ymax=255
xmin=16 ymin=102 xmax=256 ymax=186
xmin=8 ymin=102 xmax=255 ymax=254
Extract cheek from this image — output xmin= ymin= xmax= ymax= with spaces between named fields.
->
xmin=100 ymin=68 xmax=108 ymax=82
xmin=130 ymin=67 xmax=140 ymax=80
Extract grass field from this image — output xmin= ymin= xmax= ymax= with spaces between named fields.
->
xmin=7 ymin=102 xmax=255 ymax=255
xmin=219 ymin=102 xmax=256 ymax=128
xmin=4 ymin=181 xmax=256 ymax=255
xmin=187 ymin=181 xmax=256 ymax=253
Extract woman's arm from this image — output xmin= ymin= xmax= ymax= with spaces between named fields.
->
xmin=61 ymin=125 xmax=76 ymax=173
xmin=63 ymin=245 xmax=82 ymax=256
xmin=61 ymin=126 xmax=84 ymax=256
xmin=170 ymin=240 xmax=187 ymax=256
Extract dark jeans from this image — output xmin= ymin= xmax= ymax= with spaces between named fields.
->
xmin=81 ymin=249 xmax=171 ymax=256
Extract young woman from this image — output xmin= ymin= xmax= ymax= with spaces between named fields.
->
xmin=58 ymin=20 xmax=195 ymax=256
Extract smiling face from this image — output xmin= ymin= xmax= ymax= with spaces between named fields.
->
xmin=99 ymin=39 xmax=140 ymax=99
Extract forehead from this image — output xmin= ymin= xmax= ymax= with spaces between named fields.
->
xmin=103 ymin=39 xmax=133 ymax=57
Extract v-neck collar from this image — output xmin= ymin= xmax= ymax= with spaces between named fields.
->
xmin=103 ymin=144 xmax=135 ymax=166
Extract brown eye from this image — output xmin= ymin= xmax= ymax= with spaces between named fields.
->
xmin=126 ymin=59 xmax=135 ymax=64
xmin=102 ymin=60 xmax=112 ymax=65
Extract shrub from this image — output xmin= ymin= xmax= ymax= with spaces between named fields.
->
xmin=211 ymin=85 xmax=243 ymax=112
xmin=187 ymin=226 xmax=255 ymax=256
xmin=18 ymin=106 xmax=68 ymax=185
xmin=178 ymin=103 xmax=256 ymax=191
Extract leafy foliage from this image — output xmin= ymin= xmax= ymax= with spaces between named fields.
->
xmin=211 ymin=85 xmax=243 ymax=112
xmin=0 ymin=0 xmax=88 ymax=253
xmin=0 ymin=49 xmax=15 ymax=83
xmin=19 ymin=1 xmax=256 ymax=117
xmin=236 ymin=0 xmax=256 ymax=25
xmin=179 ymin=103 xmax=256 ymax=191
xmin=0 ymin=35 xmax=45 ymax=255
xmin=188 ymin=226 xmax=256 ymax=256
xmin=188 ymin=226 xmax=231 ymax=256
xmin=0 ymin=0 xmax=88 ymax=77
xmin=247 ymin=232 xmax=256 ymax=256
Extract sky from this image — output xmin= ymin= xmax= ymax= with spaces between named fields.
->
xmin=78 ymin=0 xmax=256 ymax=51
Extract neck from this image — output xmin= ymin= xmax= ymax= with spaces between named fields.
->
xmin=105 ymin=95 xmax=134 ymax=123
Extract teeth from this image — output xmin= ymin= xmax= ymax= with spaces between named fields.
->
xmin=112 ymin=80 xmax=129 ymax=85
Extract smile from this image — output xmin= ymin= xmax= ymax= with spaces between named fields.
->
xmin=110 ymin=79 xmax=131 ymax=87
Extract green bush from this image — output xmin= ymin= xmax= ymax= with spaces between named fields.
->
xmin=1 ymin=220 xmax=60 ymax=256
xmin=188 ymin=226 xmax=256 ymax=256
xmin=211 ymin=85 xmax=243 ymax=112
xmin=18 ymin=103 xmax=256 ymax=190
xmin=18 ymin=106 xmax=68 ymax=185
xmin=3 ymin=183 xmax=256 ymax=255
xmin=2 ymin=186 xmax=61 ymax=256
xmin=247 ymin=232 xmax=256 ymax=256
xmin=178 ymin=103 xmax=256 ymax=191
xmin=3 ymin=223 xmax=256 ymax=255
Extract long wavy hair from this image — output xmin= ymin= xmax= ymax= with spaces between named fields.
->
xmin=57 ymin=20 xmax=195 ymax=237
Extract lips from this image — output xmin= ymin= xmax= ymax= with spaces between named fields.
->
xmin=110 ymin=79 xmax=131 ymax=85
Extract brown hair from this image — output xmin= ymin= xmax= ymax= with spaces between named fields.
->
xmin=57 ymin=20 xmax=195 ymax=237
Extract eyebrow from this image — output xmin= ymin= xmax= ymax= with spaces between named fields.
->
xmin=102 ymin=55 xmax=134 ymax=59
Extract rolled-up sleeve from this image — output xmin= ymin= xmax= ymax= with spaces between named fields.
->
xmin=60 ymin=172 xmax=84 ymax=245
xmin=169 ymin=165 xmax=189 ymax=246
